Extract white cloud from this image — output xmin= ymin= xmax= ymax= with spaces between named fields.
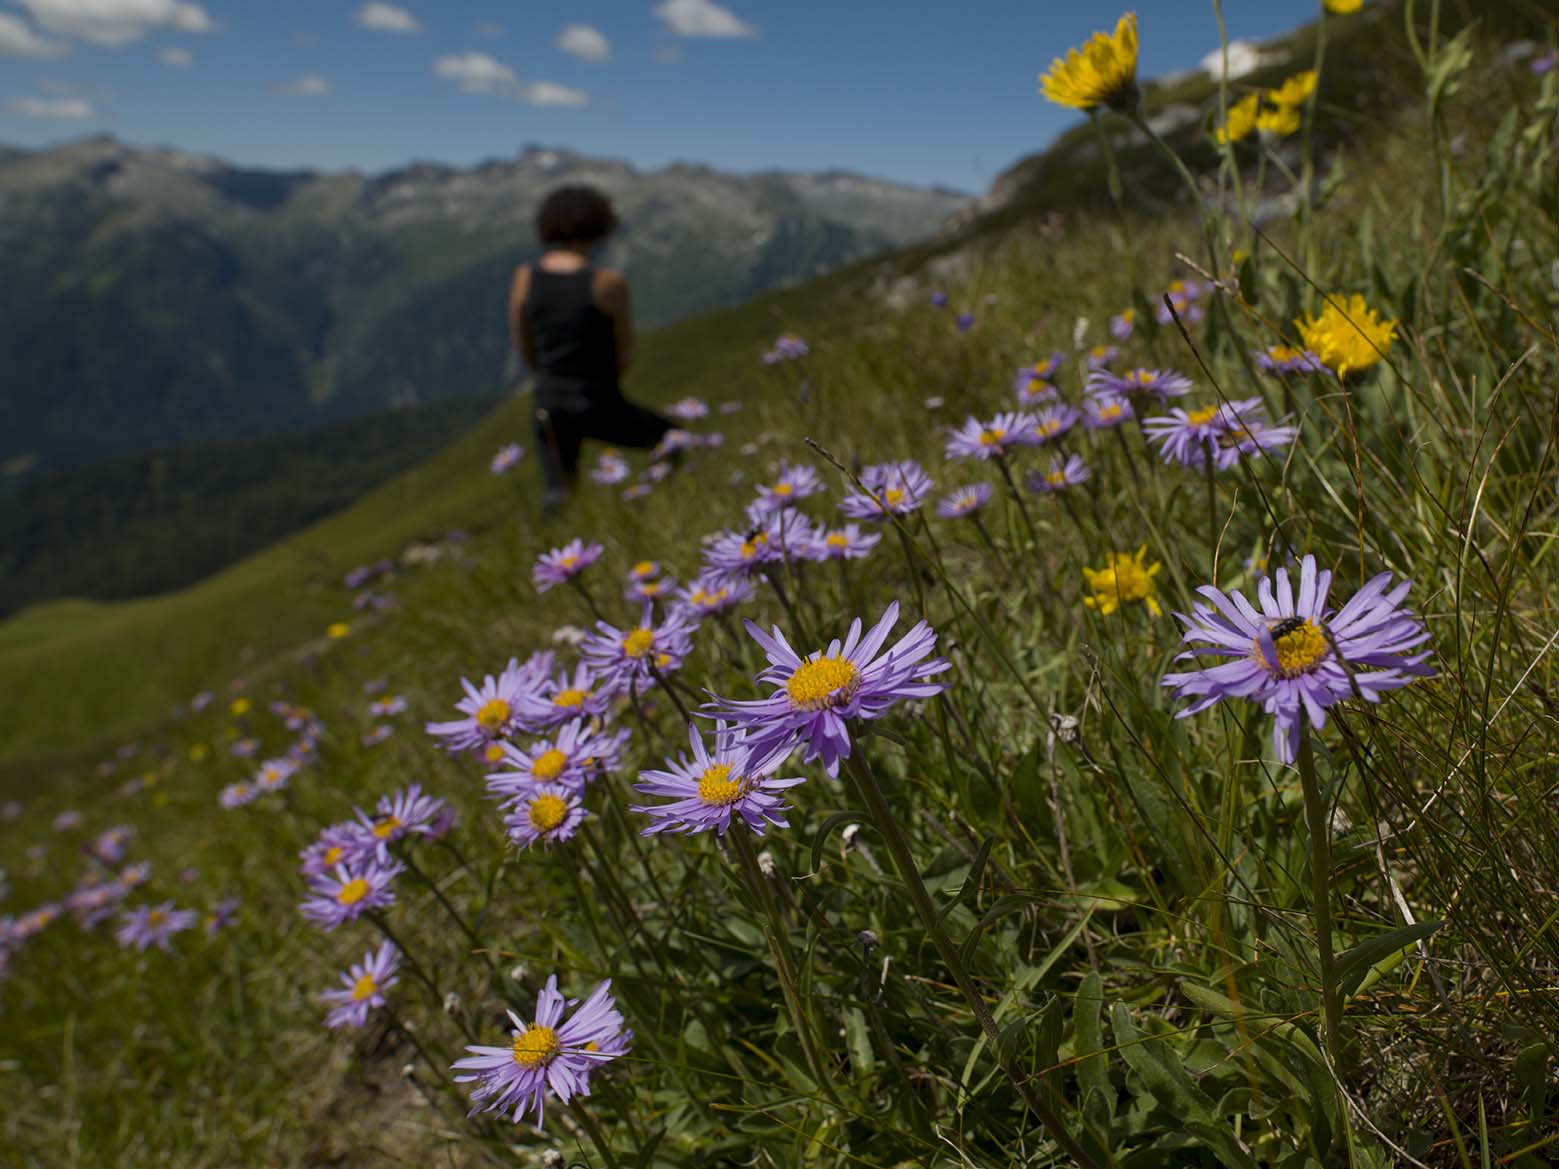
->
xmin=276 ymin=73 xmax=331 ymax=97
xmin=159 ymin=44 xmax=191 ymax=66
xmin=433 ymin=52 xmax=515 ymax=94
xmin=0 ymin=12 xmax=67 ymax=56
xmin=523 ymin=81 xmax=588 ymax=107
xmin=15 ymin=0 xmax=212 ymax=47
xmin=6 ymin=94 xmax=93 ymax=118
xmin=356 ymin=3 xmax=418 ymax=35
xmin=432 ymin=53 xmax=588 ymax=106
xmin=557 ymin=23 xmax=609 ymax=63
xmin=654 ymin=0 xmax=756 ymax=39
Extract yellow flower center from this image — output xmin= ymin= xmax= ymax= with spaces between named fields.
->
xmin=531 ymin=749 xmax=568 ymax=781
xmin=372 ymin=815 xmax=401 ymax=840
xmin=1186 ymin=405 xmax=1220 ymax=426
xmin=146 ymin=910 xmax=168 ymax=927
xmin=1269 ymin=345 xmax=1303 ymax=362
xmin=1127 ymin=370 xmax=1152 ymax=385
xmin=559 ymin=555 xmax=579 ymax=571
xmin=484 ymin=742 xmax=507 ymax=764
xmin=654 ymin=652 xmax=672 ymax=670
xmin=978 ymin=427 xmax=1006 ymax=446
xmin=351 ymin=973 xmax=377 ymax=1002
xmin=1095 ymin=404 xmax=1122 ymax=422
xmin=632 ymin=560 xmax=655 ymax=577
xmin=883 ymin=487 xmax=906 ymax=507
xmin=825 ymin=532 xmax=849 ymax=549
xmin=1046 ymin=470 xmax=1069 ymax=487
xmin=475 ymin=698 xmax=511 ymax=732
xmin=697 ymin=763 xmax=743 ymax=805
xmin=511 ymin=1025 xmax=561 ymax=1068
xmin=553 ymin=688 xmax=588 ymax=709
xmin=785 ymin=656 xmax=860 ymax=710
xmin=528 ymin=793 xmax=568 ymax=832
xmin=773 ymin=482 xmax=794 ymax=496
xmin=323 ymin=845 xmax=344 ymax=866
xmin=622 ymin=628 xmax=655 ymax=658
xmin=1260 ymin=619 xmax=1330 ymax=677
xmin=336 ymin=878 xmax=371 ymax=905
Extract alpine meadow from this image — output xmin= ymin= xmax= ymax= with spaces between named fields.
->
xmin=5 ymin=2 xmax=1559 ymax=1168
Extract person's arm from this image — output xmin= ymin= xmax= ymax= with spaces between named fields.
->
xmin=593 ymin=267 xmax=634 ymax=375
xmin=508 ymin=265 xmax=538 ymax=371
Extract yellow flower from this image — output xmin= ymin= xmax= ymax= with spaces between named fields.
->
xmin=1296 ymin=294 xmax=1397 ymax=380
xmin=1039 ymin=12 xmax=1140 ymax=113
xmin=1256 ymin=103 xmax=1302 ymax=138
xmin=228 ymin=697 xmax=251 ymax=717
xmin=1268 ymin=70 xmax=1317 ymax=108
xmin=1215 ymin=93 xmax=1261 ymax=144
xmin=187 ymin=743 xmax=209 ymax=763
xmin=1082 ymin=546 xmax=1163 ymax=617
xmin=326 ymin=622 xmax=351 ymax=640
xmin=1323 ymin=0 xmax=1363 ymax=12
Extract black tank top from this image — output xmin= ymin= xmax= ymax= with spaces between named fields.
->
xmin=522 ymin=267 xmax=621 ymax=409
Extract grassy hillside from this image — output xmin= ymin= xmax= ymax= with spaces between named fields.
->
xmin=3 ymin=5 xmax=1559 ymax=1169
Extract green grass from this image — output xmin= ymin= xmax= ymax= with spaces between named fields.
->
xmin=4 ymin=6 xmax=1559 ymax=1168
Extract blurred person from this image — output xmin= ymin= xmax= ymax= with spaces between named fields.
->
xmin=510 ymin=186 xmax=675 ymax=511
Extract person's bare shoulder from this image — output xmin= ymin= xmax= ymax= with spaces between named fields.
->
xmin=592 ymin=267 xmax=630 ymax=310
xmin=510 ymin=263 xmax=532 ymax=302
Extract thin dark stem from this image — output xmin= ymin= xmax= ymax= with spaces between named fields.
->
xmin=570 ymin=1099 xmax=623 ymax=1169
xmin=400 ymin=850 xmax=491 ymax=965
xmin=994 ymin=457 xmax=1041 ymax=557
xmin=840 ymin=750 xmax=1108 ymax=1168
xmin=1297 ymin=728 xmax=1342 ymax=1068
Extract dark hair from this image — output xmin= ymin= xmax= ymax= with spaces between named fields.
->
xmin=535 ymin=185 xmax=619 ymax=245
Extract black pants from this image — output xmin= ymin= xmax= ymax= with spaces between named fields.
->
xmin=533 ymin=394 xmax=674 ymax=495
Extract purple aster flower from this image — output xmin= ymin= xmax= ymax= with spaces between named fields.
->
xmin=645 ymin=461 xmax=673 ymax=485
xmin=709 ymin=601 xmax=951 ymax=777
xmin=204 ymin=897 xmax=241 ymax=936
xmin=627 ymin=576 xmax=678 ymax=604
xmin=453 ymin=976 xmax=629 ymax=1129
xmin=1255 ymin=345 xmax=1327 ymax=375
xmin=190 ymin=691 xmax=213 ymax=712
xmin=802 ymin=523 xmax=882 ymax=562
xmin=533 ymin=539 xmax=605 ymax=593
xmin=1142 ymin=401 xmax=1226 ymax=466
xmin=838 ymin=460 xmax=934 ymax=521
xmin=1212 ymin=402 xmax=1298 ymax=469
xmin=52 ymin=810 xmax=82 ymax=832
xmin=752 ymin=462 xmax=822 ymax=514
xmin=1531 ymin=49 xmax=1557 ymax=76
xmin=89 ymin=825 xmax=134 ymax=865
xmin=632 ymin=721 xmax=805 ymax=836
xmin=369 ymin=695 xmax=407 ymax=718
xmin=591 ymin=451 xmax=630 ymax=485
xmin=219 ymin=781 xmax=258 ymax=810
xmin=1033 ymin=404 xmax=1083 ymax=442
xmin=1162 ymin=555 xmax=1435 ymax=764
xmin=1091 ymin=367 xmax=1194 ymax=402
xmin=14 ymin=903 xmax=62 ymax=941
xmin=1109 ymin=309 xmax=1137 ymax=340
xmin=622 ymin=483 xmax=653 ymax=501
xmin=580 ymin=603 xmax=695 ymax=694
xmin=119 ymin=861 xmax=151 ymax=889
xmin=490 ymin=443 xmax=524 ymax=475
xmin=115 ymin=902 xmax=197 ymax=952
xmin=254 ymin=757 xmax=298 ymax=794
xmin=425 ymin=653 xmax=554 ymax=753
xmin=320 ymin=940 xmax=401 ymax=1029
xmin=1016 ymin=378 xmax=1059 ymax=406
xmin=937 ymin=482 xmax=995 ymax=518
xmin=487 ymin=720 xmax=631 ymax=801
xmin=955 ymin=313 xmax=976 ymax=332
xmin=70 ymin=882 xmax=129 ymax=928
xmin=515 ymin=663 xmax=613 ymax=731
xmin=1017 ymin=354 xmax=1065 ymax=390
xmin=1026 ymin=454 xmax=1092 ymax=494
xmin=703 ymin=523 xmax=783 ymax=581
xmin=698 ymin=431 xmax=725 ymax=448
xmin=929 ymin=291 xmax=948 ymax=308
xmin=504 ymin=786 xmax=586 ymax=850
xmin=355 ymin=784 xmax=447 ymax=853
xmin=1082 ymin=394 xmax=1134 ymax=430
xmin=1155 ymin=293 xmax=1205 ymax=326
xmin=946 ymin=412 xmax=1041 ymax=461
xmin=653 ymin=429 xmax=695 ymax=459
xmin=667 ymin=397 xmax=709 ymax=421
xmin=231 ymin=737 xmax=260 ymax=759
xmin=627 ymin=559 xmax=661 ymax=582
xmin=299 ymin=859 xmax=403 ymax=931
xmin=1085 ymin=344 xmax=1120 ymax=370
xmin=675 ymin=573 xmax=757 ymax=620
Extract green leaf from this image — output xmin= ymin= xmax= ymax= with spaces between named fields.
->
xmin=809 ymin=810 xmax=869 ymax=875
xmin=1335 ymin=921 xmax=1442 ymax=998
xmin=938 ymin=835 xmax=995 ymax=923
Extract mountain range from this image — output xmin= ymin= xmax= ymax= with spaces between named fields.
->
xmin=0 ymin=136 xmax=967 ymax=479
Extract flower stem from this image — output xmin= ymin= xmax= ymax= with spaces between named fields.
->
xmin=570 ymin=1099 xmax=623 ymax=1169
xmin=840 ymin=751 xmax=1106 ymax=1167
xmin=728 ymin=828 xmax=840 ymax=1104
xmin=1297 ymin=727 xmax=1342 ymax=1068
xmin=994 ymin=457 xmax=1041 ymax=558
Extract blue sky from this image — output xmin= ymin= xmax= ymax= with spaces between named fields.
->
xmin=1 ymin=1 xmax=1323 ymax=191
